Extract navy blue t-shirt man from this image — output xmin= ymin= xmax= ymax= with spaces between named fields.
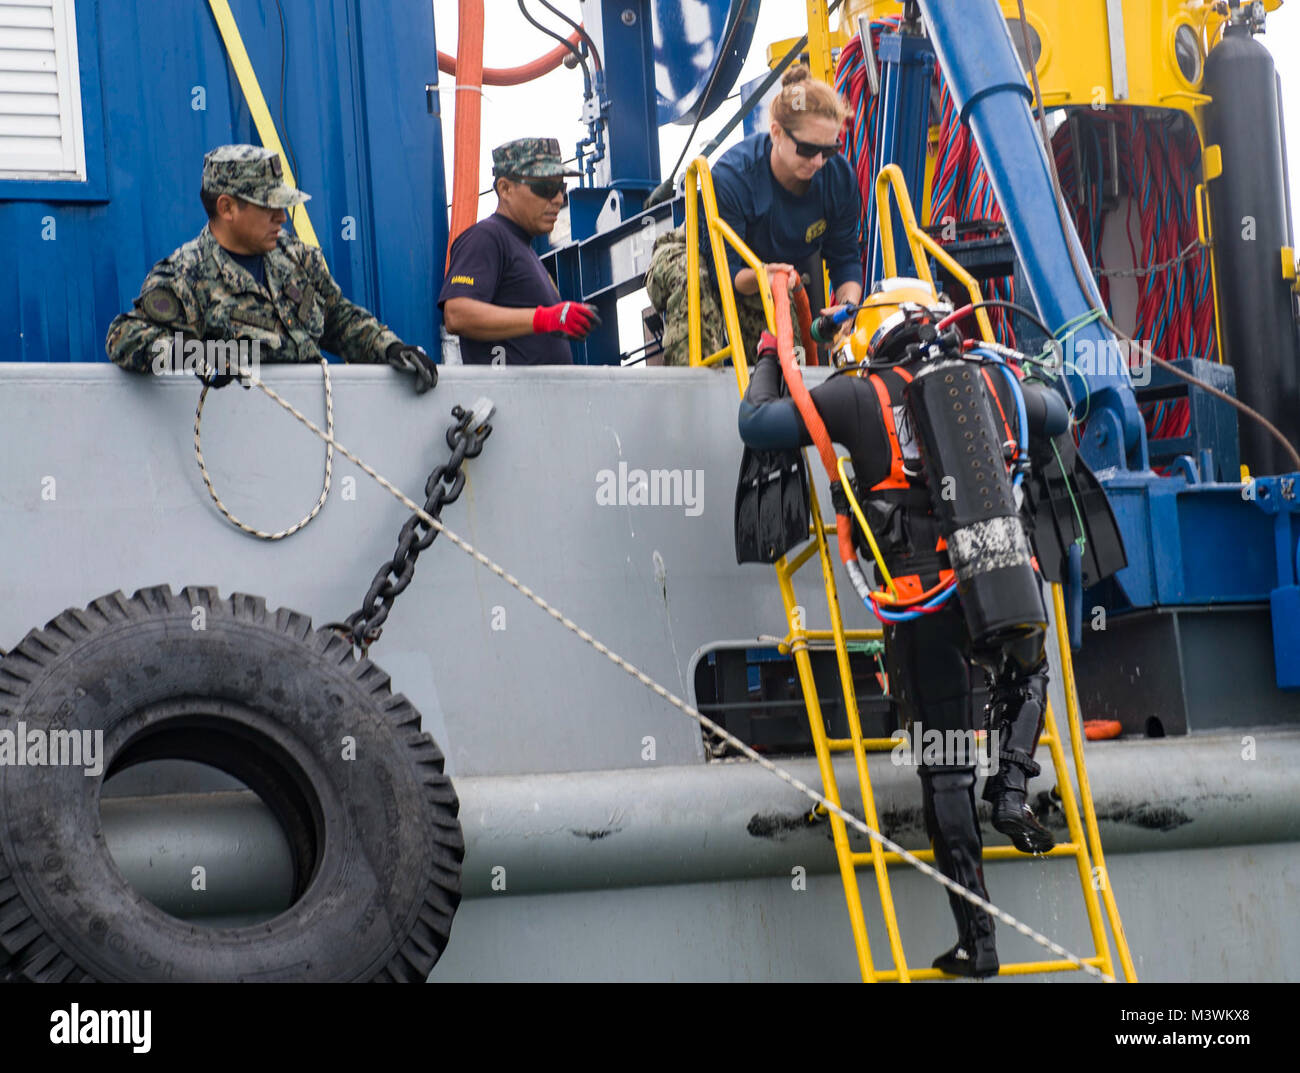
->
xmin=438 ymin=137 xmax=600 ymax=365
xmin=709 ymin=67 xmax=864 ymax=330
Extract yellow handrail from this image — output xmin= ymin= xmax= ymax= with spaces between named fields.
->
xmin=684 ymin=157 xmax=779 ymax=392
xmin=874 ymin=163 xmax=994 ymax=342
xmin=1051 ymin=583 xmax=1139 ymax=982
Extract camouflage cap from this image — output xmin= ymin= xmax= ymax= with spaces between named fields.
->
xmin=491 ymin=137 xmax=581 ymax=179
xmin=201 ymin=145 xmax=310 ymax=208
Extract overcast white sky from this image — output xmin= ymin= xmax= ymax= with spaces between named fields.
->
xmin=433 ymin=1 xmax=1300 ymax=350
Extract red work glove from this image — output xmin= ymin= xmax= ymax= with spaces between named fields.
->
xmin=533 ymin=301 xmax=601 ymax=339
xmin=757 ymin=330 xmax=778 ymax=360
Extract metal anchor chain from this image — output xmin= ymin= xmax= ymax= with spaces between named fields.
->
xmin=331 ymin=398 xmax=495 ymax=651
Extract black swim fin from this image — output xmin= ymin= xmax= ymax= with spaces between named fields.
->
xmin=1023 ymin=431 xmax=1128 ymax=586
xmin=734 ymin=446 xmax=811 ymax=564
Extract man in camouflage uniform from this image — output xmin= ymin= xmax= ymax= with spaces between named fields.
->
xmin=106 ymin=145 xmax=437 ymax=392
xmin=644 ymin=226 xmax=799 ymax=368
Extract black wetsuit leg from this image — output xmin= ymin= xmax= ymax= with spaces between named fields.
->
xmin=885 ymin=600 xmax=998 ymax=977
xmin=981 ymin=630 xmax=1055 ymax=853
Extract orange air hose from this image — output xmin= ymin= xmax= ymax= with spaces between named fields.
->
xmin=438 ymin=30 xmax=580 ymax=86
xmin=793 ymin=285 xmax=818 ymax=367
xmin=447 ymin=0 xmax=485 ymax=263
xmin=771 ymin=269 xmax=855 ymax=565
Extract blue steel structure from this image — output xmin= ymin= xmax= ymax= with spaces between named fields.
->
xmin=542 ymin=0 xmax=756 ymax=365
xmin=916 ymin=0 xmax=1148 ymax=476
xmin=0 ymin=0 xmax=446 ymax=365
xmin=569 ymin=0 xmax=664 ymax=228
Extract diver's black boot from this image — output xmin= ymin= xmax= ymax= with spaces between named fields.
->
xmin=922 ymin=769 xmax=999 ymax=978
xmin=932 ymin=923 xmax=999 ymax=979
xmin=983 ymin=670 xmax=1054 ymax=854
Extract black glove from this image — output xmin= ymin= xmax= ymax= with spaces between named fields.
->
xmin=188 ymin=327 xmax=252 ymax=390
xmin=197 ymin=368 xmax=236 ymax=389
xmin=386 ymin=341 xmax=438 ymax=394
xmin=194 ymin=355 xmax=246 ymax=390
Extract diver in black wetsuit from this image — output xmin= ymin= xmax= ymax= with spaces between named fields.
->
xmin=737 ymin=280 xmax=1064 ymax=977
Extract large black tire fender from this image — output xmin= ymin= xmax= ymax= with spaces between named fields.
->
xmin=0 ymin=586 xmax=463 ymax=982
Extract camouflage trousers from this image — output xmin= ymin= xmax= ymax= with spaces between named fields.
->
xmin=644 ymin=228 xmax=797 ymax=368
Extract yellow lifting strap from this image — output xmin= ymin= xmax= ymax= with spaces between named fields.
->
xmin=205 ymin=0 xmax=321 ymax=249
xmin=688 ymin=154 xmax=1135 ymax=981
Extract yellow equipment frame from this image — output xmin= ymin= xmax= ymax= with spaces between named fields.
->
xmin=684 ymin=155 xmax=1136 ymax=981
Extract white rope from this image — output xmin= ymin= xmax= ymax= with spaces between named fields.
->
xmin=194 ymin=359 xmax=334 ymax=540
xmin=243 ymin=372 xmax=1112 ymax=982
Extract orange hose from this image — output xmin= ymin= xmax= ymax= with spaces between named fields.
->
xmin=871 ymin=573 xmax=952 ymax=607
xmin=771 ymin=269 xmax=855 ymax=564
xmin=438 ymin=30 xmax=580 ymax=86
xmin=447 ymin=0 xmax=485 ymax=264
xmin=793 ymin=285 xmax=818 ymax=367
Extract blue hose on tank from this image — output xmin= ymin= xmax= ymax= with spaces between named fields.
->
xmin=871 ymin=583 xmax=958 ymax=624
xmin=973 ymin=347 xmax=1029 ymax=478
xmin=1067 ymin=541 xmax=1084 ymax=650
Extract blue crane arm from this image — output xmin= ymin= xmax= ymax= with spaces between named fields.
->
xmin=916 ymin=0 xmax=1149 ymax=473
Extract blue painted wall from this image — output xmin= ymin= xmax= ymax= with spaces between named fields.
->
xmin=0 ymin=0 xmax=448 ymax=363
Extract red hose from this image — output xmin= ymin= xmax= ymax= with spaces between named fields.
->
xmin=793 ymin=286 xmax=818 ymax=367
xmin=771 ymin=269 xmax=855 ymax=565
xmin=437 ymin=30 xmax=580 ymax=86
xmin=447 ymin=0 xmax=485 ymax=264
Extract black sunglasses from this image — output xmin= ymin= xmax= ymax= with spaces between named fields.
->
xmin=781 ymin=125 xmax=842 ymax=160
xmin=510 ymin=176 xmax=567 ymax=201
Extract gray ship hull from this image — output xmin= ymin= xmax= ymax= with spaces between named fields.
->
xmin=2 ymin=363 xmax=1295 ymax=981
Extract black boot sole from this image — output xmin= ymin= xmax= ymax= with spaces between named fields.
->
xmin=992 ymin=808 xmax=1055 ymax=854
xmin=932 ymin=945 xmax=1000 ymax=978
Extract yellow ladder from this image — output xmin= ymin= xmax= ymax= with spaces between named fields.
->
xmin=683 ymin=157 xmax=1136 ymax=982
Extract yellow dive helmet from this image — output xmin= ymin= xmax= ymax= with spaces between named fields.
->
xmin=843 ymin=277 xmax=952 ymax=365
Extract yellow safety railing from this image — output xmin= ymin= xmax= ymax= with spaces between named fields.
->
xmin=1049 ymin=583 xmax=1139 ymax=983
xmin=875 ymin=163 xmax=994 ymax=341
xmin=690 ymin=153 xmax=1134 ymax=980
xmin=683 ymin=157 xmax=777 ymax=392
xmin=768 ymin=482 xmax=911 ymax=980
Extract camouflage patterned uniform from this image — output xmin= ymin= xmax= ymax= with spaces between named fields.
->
xmin=645 ymin=226 xmax=797 ymax=367
xmin=106 ymin=145 xmax=399 ymax=372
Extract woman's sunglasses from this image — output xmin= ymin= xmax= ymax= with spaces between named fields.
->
xmin=781 ymin=125 xmax=842 ymax=160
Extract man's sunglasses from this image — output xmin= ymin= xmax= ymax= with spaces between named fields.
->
xmin=781 ymin=125 xmax=842 ymax=160
xmin=510 ymin=176 xmax=567 ymax=201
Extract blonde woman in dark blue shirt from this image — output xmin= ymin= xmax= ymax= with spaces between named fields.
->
xmin=712 ymin=65 xmax=864 ymax=336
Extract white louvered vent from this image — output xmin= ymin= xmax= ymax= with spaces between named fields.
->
xmin=0 ymin=0 xmax=85 ymax=180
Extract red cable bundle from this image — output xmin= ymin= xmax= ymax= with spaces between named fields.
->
xmin=836 ymin=33 xmax=1018 ymax=348
xmin=1053 ymin=110 xmax=1216 ymax=447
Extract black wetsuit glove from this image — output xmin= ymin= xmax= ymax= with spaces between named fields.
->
xmin=744 ymin=330 xmax=786 ymax=406
xmin=386 ymin=341 xmax=438 ymax=394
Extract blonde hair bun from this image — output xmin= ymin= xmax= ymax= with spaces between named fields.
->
xmin=781 ymin=64 xmax=812 ymax=88
xmin=771 ymin=64 xmax=852 ymax=128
